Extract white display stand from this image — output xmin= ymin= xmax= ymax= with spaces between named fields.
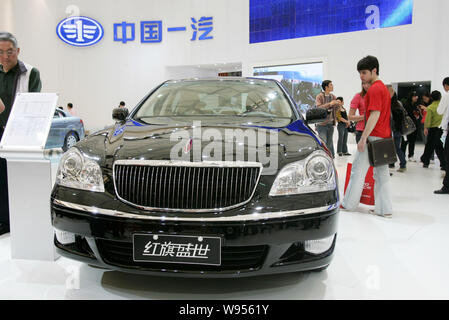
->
xmin=0 ymin=93 xmax=60 ymax=261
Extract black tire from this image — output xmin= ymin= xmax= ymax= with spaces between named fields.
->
xmin=63 ymin=131 xmax=79 ymax=152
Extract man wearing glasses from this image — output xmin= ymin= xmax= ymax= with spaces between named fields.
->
xmin=0 ymin=32 xmax=42 ymax=235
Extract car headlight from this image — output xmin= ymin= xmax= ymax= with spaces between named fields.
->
xmin=269 ymin=150 xmax=336 ymax=196
xmin=56 ymin=148 xmax=104 ymax=192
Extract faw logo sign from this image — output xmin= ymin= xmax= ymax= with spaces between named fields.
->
xmin=56 ymin=16 xmax=104 ymax=47
xmin=56 ymin=15 xmax=214 ymax=47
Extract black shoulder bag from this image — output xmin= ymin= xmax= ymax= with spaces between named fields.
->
xmin=365 ymin=113 xmax=398 ymax=167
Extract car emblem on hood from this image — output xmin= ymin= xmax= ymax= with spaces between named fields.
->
xmin=184 ymin=138 xmax=193 ymax=154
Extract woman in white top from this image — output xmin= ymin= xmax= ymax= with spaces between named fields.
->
xmin=67 ymin=103 xmax=77 ymax=116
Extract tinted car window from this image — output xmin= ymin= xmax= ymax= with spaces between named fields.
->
xmin=134 ymin=80 xmax=293 ymax=120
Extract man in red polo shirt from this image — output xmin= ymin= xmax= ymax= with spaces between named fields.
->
xmin=342 ymin=56 xmax=393 ymax=218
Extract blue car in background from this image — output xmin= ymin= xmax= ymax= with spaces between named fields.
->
xmin=45 ymin=109 xmax=85 ymax=151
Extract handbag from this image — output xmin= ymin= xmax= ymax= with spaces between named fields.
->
xmin=401 ymin=109 xmax=416 ymax=136
xmin=367 ymin=138 xmax=398 ymax=167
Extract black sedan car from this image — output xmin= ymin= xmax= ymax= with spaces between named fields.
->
xmin=51 ymin=78 xmax=339 ymax=278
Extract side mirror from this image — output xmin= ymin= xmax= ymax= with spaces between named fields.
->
xmin=306 ymin=108 xmax=328 ymax=124
xmin=112 ymin=107 xmax=129 ymax=122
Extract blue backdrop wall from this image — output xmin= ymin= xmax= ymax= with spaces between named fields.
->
xmin=250 ymin=0 xmax=414 ymax=43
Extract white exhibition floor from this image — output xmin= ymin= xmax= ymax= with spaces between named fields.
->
xmin=0 ymin=139 xmax=448 ymax=300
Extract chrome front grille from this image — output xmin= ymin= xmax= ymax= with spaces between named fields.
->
xmin=113 ymin=161 xmax=262 ymax=212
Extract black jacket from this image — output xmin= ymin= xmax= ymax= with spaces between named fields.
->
xmin=391 ymin=103 xmax=404 ymax=133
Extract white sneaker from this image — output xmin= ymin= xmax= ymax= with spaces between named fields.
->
xmin=408 ymin=157 xmax=416 ymax=162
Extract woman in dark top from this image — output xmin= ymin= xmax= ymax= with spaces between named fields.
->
xmin=388 ymin=87 xmax=407 ymax=171
xmin=400 ymin=91 xmax=420 ymax=161
xmin=336 ymin=97 xmax=351 ymax=156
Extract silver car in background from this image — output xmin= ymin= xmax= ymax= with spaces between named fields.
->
xmin=45 ymin=109 xmax=85 ymax=151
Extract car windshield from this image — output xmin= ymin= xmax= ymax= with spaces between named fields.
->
xmin=134 ymin=80 xmax=293 ymax=121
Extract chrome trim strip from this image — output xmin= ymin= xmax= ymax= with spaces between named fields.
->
xmin=112 ymin=160 xmax=263 ymax=213
xmin=113 ymin=160 xmax=263 ymax=168
xmin=53 ymin=199 xmax=339 ymax=222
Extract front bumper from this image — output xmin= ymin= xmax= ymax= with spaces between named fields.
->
xmin=51 ymin=196 xmax=339 ymax=278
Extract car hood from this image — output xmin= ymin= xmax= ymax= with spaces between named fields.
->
xmin=77 ymin=116 xmax=322 ymax=172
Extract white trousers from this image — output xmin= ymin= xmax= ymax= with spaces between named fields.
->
xmin=342 ymin=136 xmax=393 ymax=215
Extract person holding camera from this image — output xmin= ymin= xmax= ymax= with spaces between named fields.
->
xmin=315 ymin=80 xmax=341 ymax=158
